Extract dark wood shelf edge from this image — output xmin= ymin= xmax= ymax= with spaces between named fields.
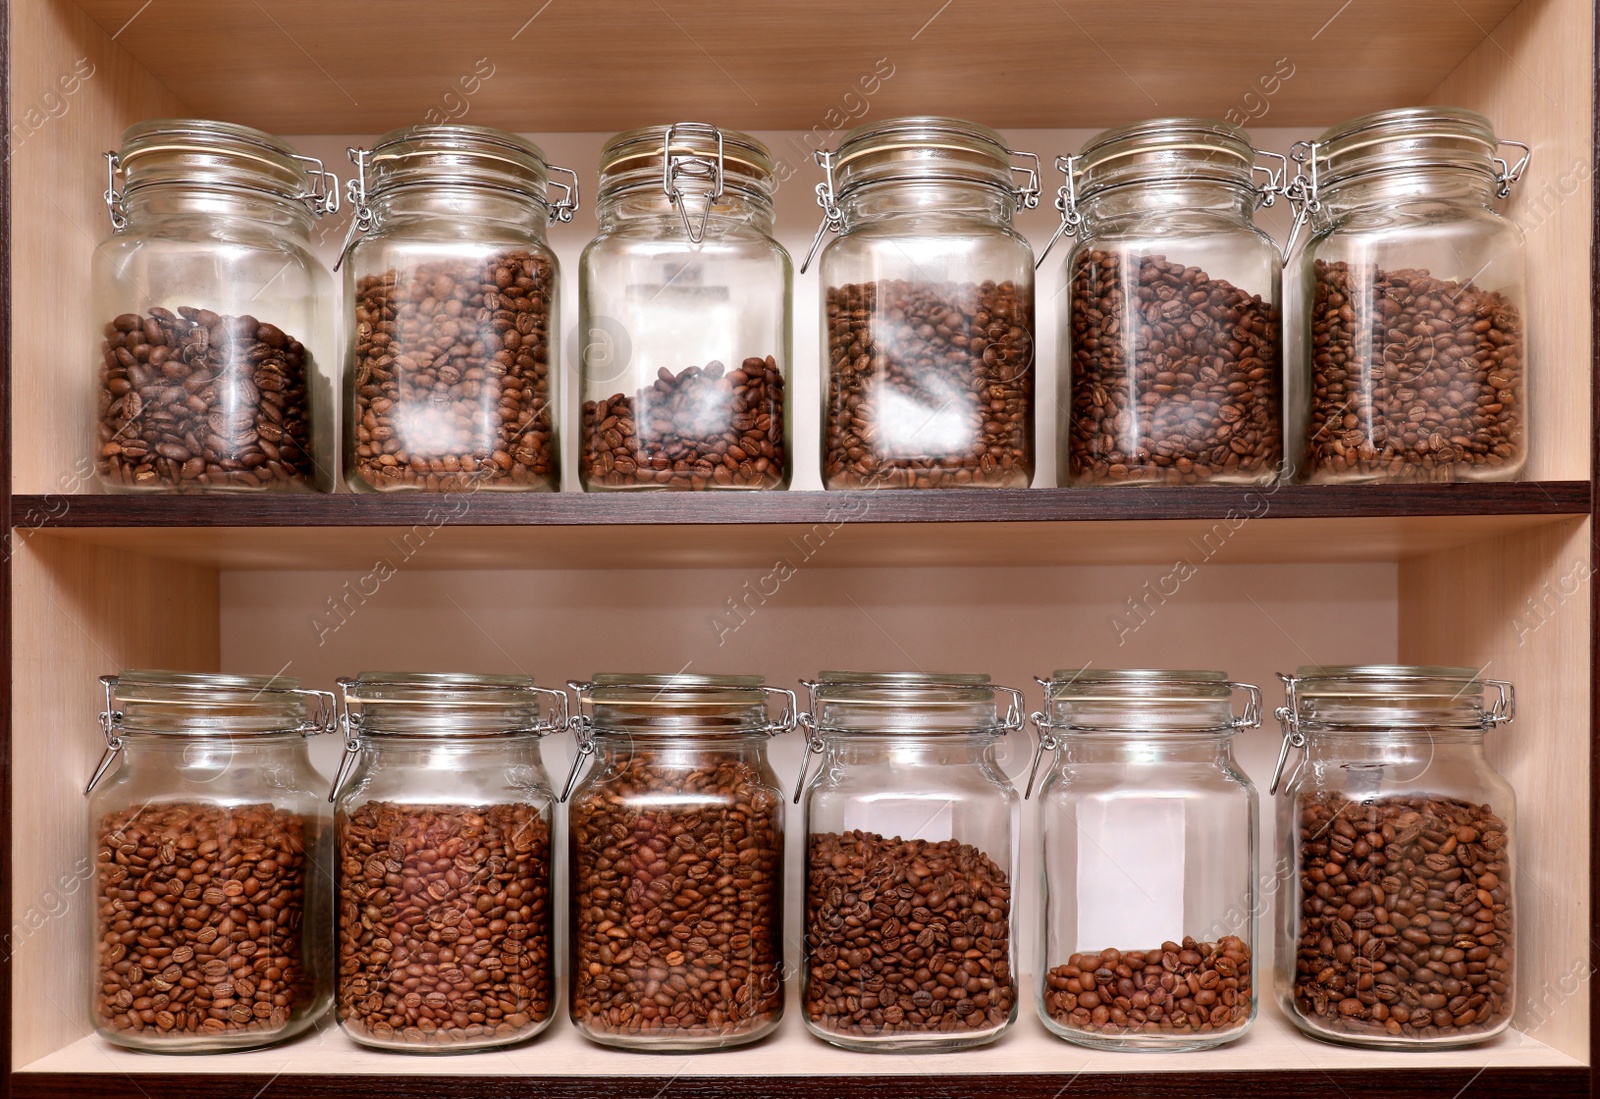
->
xmin=8 ymin=1066 xmax=1589 ymax=1099
xmin=9 ymin=481 xmax=1592 ymax=530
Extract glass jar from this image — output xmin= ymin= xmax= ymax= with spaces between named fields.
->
xmin=1028 ymin=670 xmax=1261 ymax=1051
xmin=807 ymin=118 xmax=1040 ymax=489
xmin=1048 ymin=120 xmax=1285 ymax=486
xmin=795 ymin=672 xmax=1023 ymax=1051
xmin=1288 ymin=108 xmax=1530 ymax=483
xmin=341 ymin=125 xmax=578 ymax=492
xmin=328 ymin=673 xmax=568 ymax=1052
xmin=562 ymin=674 xmax=794 ymax=1049
xmin=1271 ymin=665 xmax=1517 ymax=1048
xmin=94 ymin=120 xmax=340 ymax=493
xmin=579 ymin=123 xmax=791 ymax=491
xmin=84 ymin=671 xmax=337 ymax=1051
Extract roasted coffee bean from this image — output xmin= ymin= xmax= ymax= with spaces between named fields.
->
xmin=1068 ymin=252 xmax=1280 ymax=484
xmin=1306 ymin=260 xmax=1524 ymax=481
xmin=1292 ymin=792 xmax=1512 ymax=1040
xmin=94 ymin=802 xmax=317 ymax=1040
xmin=336 ymin=802 xmax=552 ymax=1048
xmin=569 ymin=757 xmax=784 ymax=1041
xmin=804 ymin=830 xmax=1015 ymax=1038
xmin=824 ymin=280 xmax=1034 ymax=489
xmin=1045 ymin=937 xmax=1252 ymax=1035
xmin=581 ymin=358 xmax=785 ymax=490
xmin=97 ymin=308 xmax=316 ymax=492
xmin=350 ymin=251 xmax=556 ymax=492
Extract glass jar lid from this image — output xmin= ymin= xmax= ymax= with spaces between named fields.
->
xmin=1302 ymin=107 xmax=1530 ymax=196
xmin=828 ymin=116 xmax=1027 ymax=197
xmin=572 ymin=673 xmax=793 ymax=736
xmin=336 ymin=672 xmax=567 ymax=738
xmin=805 ymin=671 xmax=1024 ymax=736
xmin=1073 ymin=118 xmax=1261 ymax=200
xmin=1041 ymin=669 xmax=1259 ymax=731
xmin=598 ymin=122 xmax=775 ymax=209
xmin=105 ymin=118 xmax=339 ymax=231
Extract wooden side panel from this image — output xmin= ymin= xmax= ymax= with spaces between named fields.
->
xmin=1399 ymin=516 xmax=1591 ymax=1061
xmin=8 ymin=538 xmax=217 ymax=1066
xmin=1431 ymin=0 xmax=1595 ymax=481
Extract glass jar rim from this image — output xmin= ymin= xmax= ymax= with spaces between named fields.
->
xmin=597 ymin=122 xmax=775 ymax=205
xmin=365 ymin=123 xmax=552 ymax=206
xmin=829 ymin=115 xmax=1021 ymax=201
xmin=105 ymin=669 xmax=320 ymax=737
xmin=1072 ymin=117 xmax=1259 ymax=203
xmin=1312 ymin=106 xmax=1502 ymax=191
xmin=807 ymin=671 xmax=1020 ymax=737
xmin=580 ymin=674 xmax=783 ymax=737
xmin=1042 ymin=669 xmax=1251 ymax=735
xmin=340 ymin=671 xmax=559 ymax=738
xmin=115 ymin=118 xmax=329 ymax=214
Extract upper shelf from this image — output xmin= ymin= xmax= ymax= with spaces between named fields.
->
xmin=74 ymin=0 xmax=1524 ymax=133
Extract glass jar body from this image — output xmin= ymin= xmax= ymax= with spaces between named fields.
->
xmin=334 ymin=737 xmax=556 ymax=1051
xmin=580 ymin=195 xmax=791 ymax=490
xmin=567 ymin=735 xmax=785 ymax=1049
xmin=344 ymin=188 xmax=560 ymax=492
xmin=92 ymin=189 xmax=335 ymax=493
xmin=1275 ymin=728 xmax=1516 ymax=1047
xmin=820 ymin=181 xmax=1036 ymax=489
xmin=801 ymin=734 xmax=1020 ymax=1050
xmin=88 ymin=735 xmax=333 ymax=1051
xmin=1064 ymin=183 xmax=1282 ymax=486
xmin=1292 ymin=169 xmax=1528 ymax=483
xmin=1037 ymin=733 xmax=1257 ymax=1049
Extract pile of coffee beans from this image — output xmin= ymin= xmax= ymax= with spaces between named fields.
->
xmin=336 ymin=801 xmax=552 ymax=1048
xmin=1291 ymin=791 xmax=1512 ymax=1040
xmin=349 ymin=250 xmax=557 ymax=492
xmin=1044 ymin=936 xmax=1252 ymax=1036
xmin=1306 ymin=260 xmax=1524 ymax=481
xmin=97 ymin=308 xmax=317 ymax=492
xmin=1068 ymin=252 xmax=1281 ymax=484
xmin=804 ymin=830 xmax=1015 ymax=1039
xmin=581 ymin=358 xmax=785 ymax=490
xmin=94 ymin=802 xmax=318 ymax=1041
xmin=569 ymin=757 xmax=784 ymax=1042
xmin=824 ymin=280 xmax=1034 ymax=489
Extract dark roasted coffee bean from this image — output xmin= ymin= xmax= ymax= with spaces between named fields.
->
xmin=94 ymin=802 xmax=316 ymax=1040
xmin=349 ymin=251 xmax=556 ymax=492
xmin=823 ymin=279 xmax=1033 ymax=489
xmin=1305 ymin=260 xmax=1523 ymax=481
xmin=1045 ymin=936 xmax=1251 ymax=1035
xmin=1068 ymin=251 xmax=1280 ymax=484
xmin=581 ymin=357 xmax=785 ymax=490
xmin=804 ymin=830 xmax=1015 ymax=1037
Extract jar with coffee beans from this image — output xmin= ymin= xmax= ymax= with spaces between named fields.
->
xmin=1045 ymin=120 xmax=1286 ymax=486
xmin=1028 ymin=670 xmax=1261 ymax=1050
xmin=328 ymin=673 xmax=569 ymax=1051
xmin=563 ymin=674 xmax=795 ymax=1049
xmin=1286 ymin=108 xmax=1530 ymax=483
xmin=341 ymin=125 xmax=578 ymax=492
xmin=795 ymin=672 xmax=1024 ymax=1050
xmin=1271 ymin=666 xmax=1517 ymax=1048
xmin=85 ymin=671 xmax=338 ymax=1051
xmin=806 ymin=118 xmax=1040 ymax=489
xmin=93 ymin=120 xmax=341 ymax=492
xmin=579 ymin=124 xmax=791 ymax=491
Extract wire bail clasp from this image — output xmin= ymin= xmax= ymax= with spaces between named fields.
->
xmin=103 ymin=151 xmax=128 ymax=232
xmin=1268 ymin=672 xmax=1306 ymax=796
xmin=1492 ymin=139 xmax=1532 ymax=199
xmin=85 ymin=675 xmax=125 ymax=795
xmin=334 ymin=146 xmax=375 ymax=271
xmin=800 ymin=148 xmax=844 ymax=275
xmin=291 ymin=153 xmax=341 ymax=217
xmin=1280 ymin=140 xmax=1322 ymax=261
xmin=546 ymin=164 xmax=580 ymax=224
xmin=663 ymin=122 xmax=725 ymax=245
xmin=1035 ymin=154 xmax=1082 ymax=269
xmin=558 ymin=680 xmax=598 ymax=802
xmin=327 ymin=677 xmax=365 ymax=803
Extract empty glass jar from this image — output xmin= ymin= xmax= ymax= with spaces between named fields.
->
xmin=796 ymin=672 xmax=1023 ymax=1051
xmin=563 ymin=675 xmax=794 ymax=1050
xmin=1272 ymin=666 xmax=1517 ymax=1048
xmin=329 ymin=673 xmax=568 ymax=1052
xmin=1049 ymin=120 xmax=1285 ymax=486
xmin=808 ymin=118 xmax=1040 ymax=488
xmin=85 ymin=671 xmax=337 ymax=1051
xmin=342 ymin=125 xmax=577 ymax=492
xmin=1288 ymin=108 xmax=1530 ymax=483
xmin=94 ymin=120 xmax=340 ymax=492
xmin=579 ymin=123 xmax=791 ymax=490
xmin=1029 ymin=670 xmax=1260 ymax=1050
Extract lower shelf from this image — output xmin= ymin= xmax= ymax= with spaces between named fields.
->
xmin=14 ymin=986 xmax=1585 ymax=1099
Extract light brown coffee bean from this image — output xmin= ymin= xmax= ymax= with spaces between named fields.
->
xmin=1045 ymin=937 xmax=1252 ymax=1035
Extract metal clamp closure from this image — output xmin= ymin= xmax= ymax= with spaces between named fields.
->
xmin=103 ymin=152 xmax=128 ymax=232
xmin=546 ymin=164 xmax=580 ymax=224
xmin=328 ymin=676 xmax=364 ymax=804
xmin=1492 ymin=139 xmax=1532 ymax=199
xmin=663 ymin=123 xmax=725 ymax=244
xmin=1252 ymin=148 xmax=1289 ymax=208
xmin=290 ymin=153 xmax=341 ymax=218
xmin=559 ymin=679 xmax=598 ymax=803
xmin=334 ymin=146 xmax=375 ymax=272
xmin=1280 ymin=140 xmax=1322 ymax=261
xmin=1035 ymin=154 xmax=1082 ymax=270
xmin=800 ymin=148 xmax=844 ymax=275
xmin=86 ymin=675 xmax=125 ymax=794
xmin=1009 ymin=149 xmax=1043 ymax=211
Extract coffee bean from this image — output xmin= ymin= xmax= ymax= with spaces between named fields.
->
xmin=1068 ymin=251 xmax=1281 ymax=484
xmin=1305 ymin=260 xmax=1523 ymax=481
xmin=349 ymin=251 xmax=556 ymax=492
xmin=824 ymin=280 xmax=1033 ymax=489
xmin=581 ymin=357 xmax=785 ymax=490
xmin=336 ymin=801 xmax=552 ymax=1048
xmin=1045 ymin=937 xmax=1251 ymax=1036
xmin=569 ymin=756 xmax=784 ymax=1043
xmin=1292 ymin=792 xmax=1512 ymax=1040
xmin=94 ymin=803 xmax=318 ymax=1042
xmin=804 ymin=830 xmax=1015 ymax=1039
xmin=96 ymin=308 xmax=317 ymax=492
